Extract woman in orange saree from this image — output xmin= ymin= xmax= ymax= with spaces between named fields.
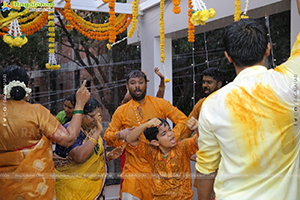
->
xmin=0 ymin=65 xmax=90 ymax=200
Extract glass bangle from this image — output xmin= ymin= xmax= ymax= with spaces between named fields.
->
xmin=73 ymin=110 xmax=83 ymax=115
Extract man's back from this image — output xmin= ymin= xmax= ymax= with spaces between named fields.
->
xmin=197 ymin=32 xmax=300 ymax=198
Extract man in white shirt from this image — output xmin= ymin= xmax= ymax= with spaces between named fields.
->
xmin=196 ymin=18 xmax=300 ymax=199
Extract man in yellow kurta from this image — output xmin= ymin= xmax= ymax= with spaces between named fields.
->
xmin=104 ymin=70 xmax=189 ymax=199
xmin=196 ymin=18 xmax=300 ymax=199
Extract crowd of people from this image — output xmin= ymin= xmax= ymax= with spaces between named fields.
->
xmin=0 ymin=5 xmax=300 ymax=200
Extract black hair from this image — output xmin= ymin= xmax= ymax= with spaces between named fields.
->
xmin=202 ymin=67 xmax=225 ymax=85
xmin=1 ymin=65 xmax=30 ymax=101
xmin=65 ymin=93 xmax=76 ymax=107
xmin=83 ymin=98 xmax=103 ymax=114
xmin=144 ymin=118 xmax=170 ymax=141
xmin=126 ymin=70 xmax=147 ymax=84
xmin=223 ymin=18 xmax=268 ymax=67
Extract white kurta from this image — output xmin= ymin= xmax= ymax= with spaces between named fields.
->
xmin=196 ymin=33 xmax=300 ymax=200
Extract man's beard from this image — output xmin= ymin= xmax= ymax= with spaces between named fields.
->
xmin=203 ymin=85 xmax=218 ymax=97
xmin=130 ymin=88 xmax=147 ymax=101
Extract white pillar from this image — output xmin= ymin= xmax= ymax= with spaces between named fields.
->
xmin=291 ymin=0 xmax=300 ymax=48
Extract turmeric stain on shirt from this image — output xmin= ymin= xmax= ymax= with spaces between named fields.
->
xmin=226 ymin=83 xmax=294 ymax=172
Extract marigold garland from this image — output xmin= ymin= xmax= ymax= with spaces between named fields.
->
xmin=234 ymin=0 xmax=242 ymax=21
xmin=0 ymin=12 xmax=48 ymax=37
xmin=234 ymin=0 xmax=249 ymax=21
xmin=188 ymin=0 xmax=195 ymax=43
xmin=172 ymin=0 xmax=181 ymax=14
xmin=108 ymin=0 xmax=116 ymax=43
xmin=128 ymin=0 xmax=139 ymax=38
xmin=46 ymin=0 xmax=60 ymax=70
xmin=61 ymin=0 xmax=132 ymax=41
xmin=159 ymin=0 xmax=165 ymax=63
xmin=159 ymin=0 xmax=169 ymax=83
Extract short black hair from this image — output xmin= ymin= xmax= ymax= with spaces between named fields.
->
xmin=223 ymin=18 xmax=268 ymax=67
xmin=144 ymin=118 xmax=170 ymax=141
xmin=126 ymin=70 xmax=147 ymax=84
xmin=202 ymin=67 xmax=225 ymax=85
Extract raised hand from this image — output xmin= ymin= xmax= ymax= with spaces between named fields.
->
xmin=145 ymin=117 xmax=161 ymax=128
xmin=154 ymin=67 xmax=164 ymax=79
xmin=187 ymin=117 xmax=198 ymax=131
xmin=76 ymin=80 xmax=91 ymax=108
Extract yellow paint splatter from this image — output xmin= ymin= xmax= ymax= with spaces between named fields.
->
xmin=226 ymin=83 xmax=294 ymax=173
xmin=274 ymin=65 xmax=287 ymax=74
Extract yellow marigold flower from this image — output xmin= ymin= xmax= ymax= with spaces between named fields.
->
xmin=49 ymin=27 xmax=55 ymax=32
xmin=49 ymin=38 xmax=55 ymax=43
xmin=45 ymin=63 xmax=51 ymax=69
xmin=48 ymin=21 xmax=55 ymax=26
xmin=209 ymin=8 xmax=216 ymax=18
xmin=106 ymin=43 xmax=111 ymax=50
xmin=49 ymin=49 xmax=55 ymax=54
xmin=164 ymin=78 xmax=170 ymax=83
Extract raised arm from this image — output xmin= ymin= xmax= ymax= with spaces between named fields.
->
xmin=125 ymin=118 xmax=161 ymax=146
xmin=154 ymin=67 xmax=165 ymax=98
xmin=297 ymin=0 xmax=300 ymax=15
xmin=49 ymin=80 xmax=90 ymax=147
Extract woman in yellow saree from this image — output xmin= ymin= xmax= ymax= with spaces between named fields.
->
xmin=54 ymin=98 xmax=108 ymax=200
xmin=0 ymin=65 xmax=90 ymax=199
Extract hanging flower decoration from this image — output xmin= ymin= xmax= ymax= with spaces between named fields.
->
xmin=188 ymin=0 xmax=195 ymax=43
xmin=2 ymin=13 xmax=28 ymax=48
xmin=234 ymin=0 xmax=249 ymax=21
xmin=0 ymin=11 xmax=48 ymax=38
xmin=190 ymin=0 xmax=216 ymax=26
xmin=160 ymin=0 xmax=165 ymax=63
xmin=159 ymin=0 xmax=169 ymax=83
xmin=234 ymin=0 xmax=242 ymax=21
xmin=172 ymin=0 xmax=181 ymax=14
xmin=60 ymin=0 xmax=132 ymax=41
xmin=108 ymin=0 xmax=116 ymax=44
xmin=128 ymin=0 xmax=139 ymax=38
xmin=102 ymin=0 xmax=109 ymax=3
xmin=45 ymin=0 xmax=60 ymax=70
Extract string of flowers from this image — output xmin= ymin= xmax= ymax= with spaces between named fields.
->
xmin=128 ymin=0 xmax=139 ymax=38
xmin=160 ymin=0 xmax=165 ymax=63
xmin=234 ymin=0 xmax=242 ymax=21
xmin=0 ymin=12 xmax=48 ymax=37
xmin=45 ymin=0 xmax=60 ymax=70
xmin=59 ymin=8 xmax=131 ymax=40
xmin=172 ymin=0 xmax=181 ymax=14
xmin=108 ymin=0 xmax=116 ymax=43
xmin=61 ymin=0 xmax=132 ymax=41
xmin=20 ymin=12 xmax=48 ymax=36
xmin=188 ymin=0 xmax=195 ymax=43
xmin=234 ymin=0 xmax=249 ymax=21
xmin=190 ymin=0 xmax=216 ymax=26
xmin=159 ymin=0 xmax=169 ymax=83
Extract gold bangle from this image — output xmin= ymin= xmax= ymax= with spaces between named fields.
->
xmin=89 ymin=137 xmax=98 ymax=145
